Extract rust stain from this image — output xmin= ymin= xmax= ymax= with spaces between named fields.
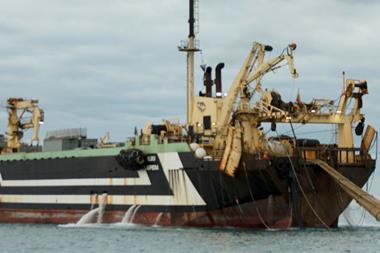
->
xmin=181 ymin=170 xmax=189 ymax=205
xmin=123 ymin=194 xmax=127 ymax=206
xmin=95 ymin=193 xmax=99 ymax=206
xmin=0 ymin=202 xmax=295 ymax=228
xmin=108 ymin=194 xmax=113 ymax=205
xmin=90 ymin=193 xmax=96 ymax=209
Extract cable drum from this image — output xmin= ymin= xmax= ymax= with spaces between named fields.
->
xmin=117 ymin=148 xmax=146 ymax=170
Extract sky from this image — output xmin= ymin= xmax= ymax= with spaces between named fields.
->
xmin=0 ymin=0 xmax=379 ymax=141
xmin=0 ymin=0 xmax=380 ymax=224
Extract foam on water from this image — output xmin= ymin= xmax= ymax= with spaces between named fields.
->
xmin=9 ymin=224 xmax=380 ymax=253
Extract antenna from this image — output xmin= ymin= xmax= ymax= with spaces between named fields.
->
xmin=342 ymin=71 xmax=346 ymax=91
xmin=189 ymin=0 xmax=195 ymax=37
xmin=188 ymin=0 xmax=200 ymax=37
xmin=179 ymin=0 xmax=201 ymax=126
xmin=194 ymin=0 xmax=200 ymax=35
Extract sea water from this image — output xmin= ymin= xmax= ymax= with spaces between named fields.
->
xmin=1 ymin=223 xmax=380 ymax=253
xmin=1 ymin=200 xmax=380 ymax=253
xmin=1 ymin=172 xmax=379 ymax=253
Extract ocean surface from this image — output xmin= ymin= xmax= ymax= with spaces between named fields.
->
xmin=0 ymin=172 xmax=378 ymax=253
xmin=1 ymin=223 xmax=380 ymax=253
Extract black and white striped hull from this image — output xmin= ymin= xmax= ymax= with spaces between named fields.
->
xmin=0 ymin=151 xmax=283 ymax=226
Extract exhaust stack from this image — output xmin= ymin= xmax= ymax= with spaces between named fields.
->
xmin=204 ymin=67 xmax=213 ymax=97
xmin=215 ymin=63 xmax=225 ymax=98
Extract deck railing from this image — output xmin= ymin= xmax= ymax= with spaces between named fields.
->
xmin=299 ymin=146 xmax=372 ymax=167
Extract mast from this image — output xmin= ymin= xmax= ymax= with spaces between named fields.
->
xmin=179 ymin=0 xmax=200 ymax=125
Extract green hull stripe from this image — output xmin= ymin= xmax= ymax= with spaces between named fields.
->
xmin=0 ymin=137 xmax=190 ymax=161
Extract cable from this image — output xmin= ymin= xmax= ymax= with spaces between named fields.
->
xmin=242 ymin=161 xmax=270 ymax=229
xmin=199 ymin=50 xmax=206 ymax=67
xmin=278 ymin=124 xmax=304 ymax=136
xmin=242 ymin=161 xmax=292 ymax=229
xmin=286 ymin=154 xmax=330 ymax=229
xmin=282 ymin=121 xmax=330 ymax=229
xmin=294 ymin=129 xmax=336 ymax=136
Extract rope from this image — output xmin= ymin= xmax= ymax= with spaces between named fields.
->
xmin=279 ymin=122 xmax=331 ymax=229
xmin=293 ymin=129 xmax=336 ymax=136
xmin=276 ymin=129 xmax=329 ymax=229
xmin=199 ymin=50 xmax=206 ymax=66
xmin=242 ymin=161 xmax=271 ymax=229
xmin=331 ymin=139 xmax=377 ymax=227
xmin=286 ymin=154 xmax=330 ymax=229
xmin=279 ymin=126 xmax=336 ymax=137
xmin=336 ymin=179 xmax=354 ymax=225
xmin=243 ymin=161 xmax=293 ymax=230
xmin=278 ymin=124 xmax=304 ymax=136
xmin=357 ymin=170 xmax=376 ymax=225
xmin=301 ymin=157 xmax=331 ymax=221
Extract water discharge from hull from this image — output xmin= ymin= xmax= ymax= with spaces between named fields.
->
xmin=130 ymin=205 xmax=141 ymax=223
xmin=121 ymin=205 xmax=137 ymax=224
xmin=153 ymin=212 xmax=163 ymax=227
xmin=76 ymin=208 xmax=100 ymax=225
xmin=76 ymin=193 xmax=108 ymax=225
xmin=97 ymin=193 xmax=108 ymax=224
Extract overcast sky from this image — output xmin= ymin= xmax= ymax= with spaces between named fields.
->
xmin=0 ymin=0 xmax=380 ymax=223
xmin=0 ymin=0 xmax=379 ymax=142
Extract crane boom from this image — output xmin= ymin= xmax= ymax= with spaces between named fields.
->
xmin=214 ymin=42 xmax=298 ymax=149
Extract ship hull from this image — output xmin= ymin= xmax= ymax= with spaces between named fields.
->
xmin=0 ymin=150 xmax=375 ymax=228
xmin=0 ymin=197 xmax=292 ymax=229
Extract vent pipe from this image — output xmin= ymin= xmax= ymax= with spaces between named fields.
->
xmin=203 ymin=66 xmax=213 ymax=97
xmin=215 ymin=63 xmax=225 ymax=98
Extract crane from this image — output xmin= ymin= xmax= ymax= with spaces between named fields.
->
xmin=215 ymin=43 xmax=370 ymax=176
xmin=213 ymin=42 xmax=298 ymax=151
xmin=4 ymin=98 xmax=44 ymax=153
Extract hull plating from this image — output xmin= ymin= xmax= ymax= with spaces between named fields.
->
xmin=0 ymin=198 xmax=292 ymax=229
xmin=0 ymin=151 xmax=375 ymax=228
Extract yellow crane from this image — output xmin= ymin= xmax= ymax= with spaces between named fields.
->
xmin=213 ymin=42 xmax=369 ymax=176
xmin=3 ymin=98 xmax=44 ymax=153
xmin=213 ymin=42 xmax=298 ymax=151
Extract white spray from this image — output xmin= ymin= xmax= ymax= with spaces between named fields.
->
xmin=97 ymin=193 xmax=108 ymax=224
xmin=76 ymin=193 xmax=108 ymax=225
xmin=153 ymin=212 xmax=163 ymax=227
xmin=121 ymin=204 xmax=142 ymax=224
xmin=121 ymin=205 xmax=137 ymax=223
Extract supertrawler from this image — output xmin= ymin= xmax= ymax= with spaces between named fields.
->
xmin=0 ymin=0 xmax=378 ymax=228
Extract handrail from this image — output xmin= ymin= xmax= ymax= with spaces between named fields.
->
xmin=298 ymin=146 xmax=373 ymax=167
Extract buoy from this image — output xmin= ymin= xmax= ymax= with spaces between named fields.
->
xmin=190 ymin=143 xmax=200 ymax=152
xmin=195 ymin=148 xmax=207 ymax=159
